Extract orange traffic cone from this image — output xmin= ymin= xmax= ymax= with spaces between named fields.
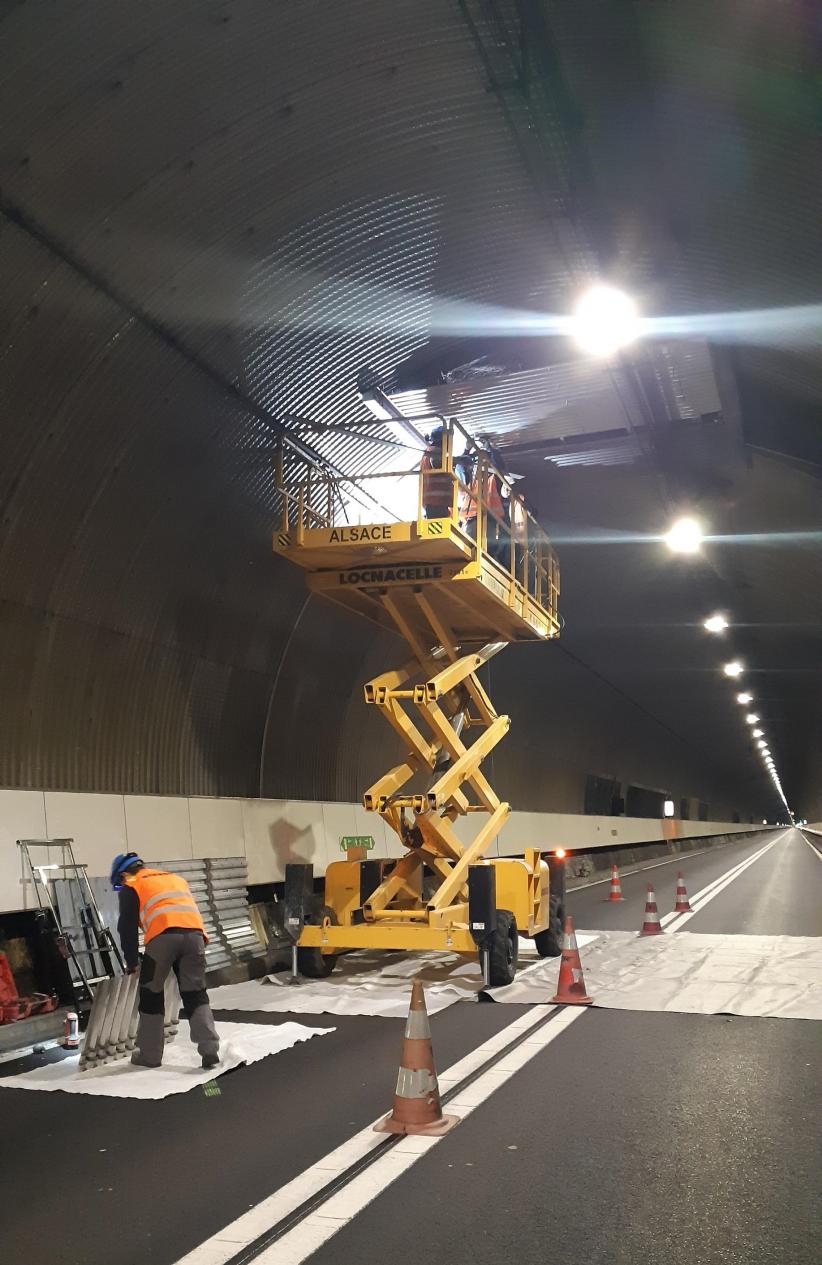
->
xmin=550 ymin=916 xmax=593 ymax=1005
xmin=605 ymin=865 xmax=625 ymax=902
xmin=639 ymin=882 xmax=664 ymax=935
xmin=374 ymin=979 xmax=459 ymax=1137
xmin=674 ymin=871 xmax=692 ymax=913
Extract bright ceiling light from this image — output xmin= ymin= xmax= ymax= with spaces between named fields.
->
xmin=703 ymin=614 xmax=729 ymax=634
xmin=571 ymin=284 xmax=640 ymax=357
xmin=752 ymin=728 xmax=764 ymax=737
xmin=723 ymin=661 xmax=744 ymax=678
xmin=357 ymin=382 xmax=427 ymax=450
xmin=745 ymin=713 xmax=759 ymax=724
xmin=736 ymin=692 xmax=753 ymax=704
xmin=664 ymin=516 xmax=704 ymax=555
xmin=756 ymin=739 xmax=767 ymax=749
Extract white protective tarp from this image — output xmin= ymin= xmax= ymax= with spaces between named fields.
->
xmin=0 ymin=1020 xmax=333 ymax=1098
xmin=208 ymin=937 xmax=599 ymax=1018
xmin=486 ymin=930 xmax=822 ymax=1020
xmin=209 ymin=950 xmax=482 ymax=1017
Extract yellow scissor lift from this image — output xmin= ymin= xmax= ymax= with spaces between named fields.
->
xmin=274 ymin=420 xmax=562 ymax=986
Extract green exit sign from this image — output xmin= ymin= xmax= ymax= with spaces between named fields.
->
xmin=340 ymin=835 xmax=375 ymax=851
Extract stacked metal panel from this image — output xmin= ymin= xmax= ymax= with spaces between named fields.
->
xmin=156 ymin=858 xmax=232 ymax=974
xmin=206 ymin=858 xmax=266 ymax=963
xmin=156 ymin=856 xmax=264 ymax=972
xmin=79 ymin=973 xmax=180 ymax=1071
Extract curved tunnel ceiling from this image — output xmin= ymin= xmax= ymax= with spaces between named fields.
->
xmin=0 ymin=1 xmax=819 ymax=816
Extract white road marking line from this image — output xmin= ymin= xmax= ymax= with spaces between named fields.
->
xmin=799 ymin=832 xmax=822 ymax=863
xmin=173 ymin=1006 xmax=584 ymax=1265
xmin=256 ymin=1008 xmax=585 ymax=1265
xmin=657 ymin=839 xmax=776 ymax=927
xmin=660 ymin=831 xmax=789 ymax=930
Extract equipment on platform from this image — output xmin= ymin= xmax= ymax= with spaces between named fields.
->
xmin=605 ymin=865 xmax=625 ymax=902
xmin=273 ymin=417 xmax=563 ymax=986
xmin=550 ymin=917 xmax=593 ymax=1006
xmin=674 ymin=872 xmax=692 ymax=913
xmin=639 ymin=883 xmax=664 ymax=936
xmin=374 ymin=979 xmax=458 ymax=1136
xmin=18 ymin=840 xmax=124 ymax=1001
xmin=79 ymin=972 xmax=180 ymax=1070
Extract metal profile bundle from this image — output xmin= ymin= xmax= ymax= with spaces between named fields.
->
xmin=79 ymin=973 xmax=180 ymax=1071
xmin=206 ymin=858 xmax=265 ymax=962
xmin=156 ymin=858 xmax=232 ymax=974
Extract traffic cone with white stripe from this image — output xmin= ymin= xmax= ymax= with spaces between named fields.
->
xmin=639 ymin=882 xmax=664 ymax=935
xmin=674 ymin=871 xmax=692 ymax=913
xmin=605 ymin=865 xmax=625 ymax=902
xmin=550 ymin=916 xmax=593 ymax=1005
xmin=374 ymin=979 xmax=459 ymax=1136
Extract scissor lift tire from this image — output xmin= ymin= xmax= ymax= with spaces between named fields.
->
xmin=533 ymin=893 xmax=565 ymax=958
xmin=297 ymin=905 xmax=339 ymax=978
xmin=488 ymin=909 xmax=518 ymax=987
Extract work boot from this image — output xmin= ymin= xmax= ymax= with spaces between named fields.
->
xmin=202 ymin=1053 xmax=220 ymax=1071
xmin=130 ymin=1053 xmax=161 ymax=1068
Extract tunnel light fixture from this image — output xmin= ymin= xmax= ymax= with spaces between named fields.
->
xmin=358 ymin=382 xmax=427 ymax=451
xmin=359 ymin=383 xmax=402 ymax=422
xmin=571 ymin=284 xmax=641 ymax=357
xmin=723 ymin=661 xmax=744 ymax=678
xmin=664 ymin=516 xmax=704 ymax=555
xmin=703 ymin=613 xmax=729 ymax=634
xmin=751 ymin=728 xmax=764 ymax=737
xmin=756 ymin=739 xmax=767 ymax=749
xmin=663 ymin=799 xmax=675 ymax=818
xmin=745 ymin=713 xmax=760 ymax=724
xmin=736 ymin=692 xmax=753 ymax=705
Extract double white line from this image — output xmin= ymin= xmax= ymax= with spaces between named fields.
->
xmin=659 ymin=831 xmax=788 ymax=930
xmin=176 ymin=1006 xmax=586 ymax=1265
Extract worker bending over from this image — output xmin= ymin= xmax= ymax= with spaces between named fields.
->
xmin=111 ymin=852 xmax=220 ymax=1069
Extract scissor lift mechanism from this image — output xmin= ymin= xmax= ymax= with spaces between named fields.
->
xmin=273 ymin=421 xmax=562 ymax=985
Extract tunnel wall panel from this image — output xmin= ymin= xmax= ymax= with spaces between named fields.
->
xmin=0 ymin=785 xmax=767 ymax=913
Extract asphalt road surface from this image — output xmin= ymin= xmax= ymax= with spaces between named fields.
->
xmin=1 ymin=828 xmax=819 ymax=1265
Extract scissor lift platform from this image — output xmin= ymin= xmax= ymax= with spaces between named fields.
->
xmin=273 ymin=513 xmax=559 ymax=648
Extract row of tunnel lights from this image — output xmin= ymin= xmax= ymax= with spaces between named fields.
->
xmin=664 ymin=517 xmax=789 ymax=818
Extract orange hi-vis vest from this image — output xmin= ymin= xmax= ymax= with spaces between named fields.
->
xmin=420 ymin=449 xmax=452 ymax=510
xmin=462 ymin=466 xmax=504 ymax=521
xmin=124 ymin=868 xmax=207 ymax=947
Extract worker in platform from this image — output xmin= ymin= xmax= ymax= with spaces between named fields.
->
xmin=420 ymin=425 xmax=453 ymax=519
xmin=110 ymin=852 xmax=220 ymax=1070
xmin=460 ymin=447 xmax=505 ymax=555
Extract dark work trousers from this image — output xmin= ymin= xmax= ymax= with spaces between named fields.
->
xmin=137 ymin=929 xmax=220 ymax=1065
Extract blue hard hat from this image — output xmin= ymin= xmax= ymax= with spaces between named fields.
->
xmin=110 ymin=852 xmax=143 ymax=889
